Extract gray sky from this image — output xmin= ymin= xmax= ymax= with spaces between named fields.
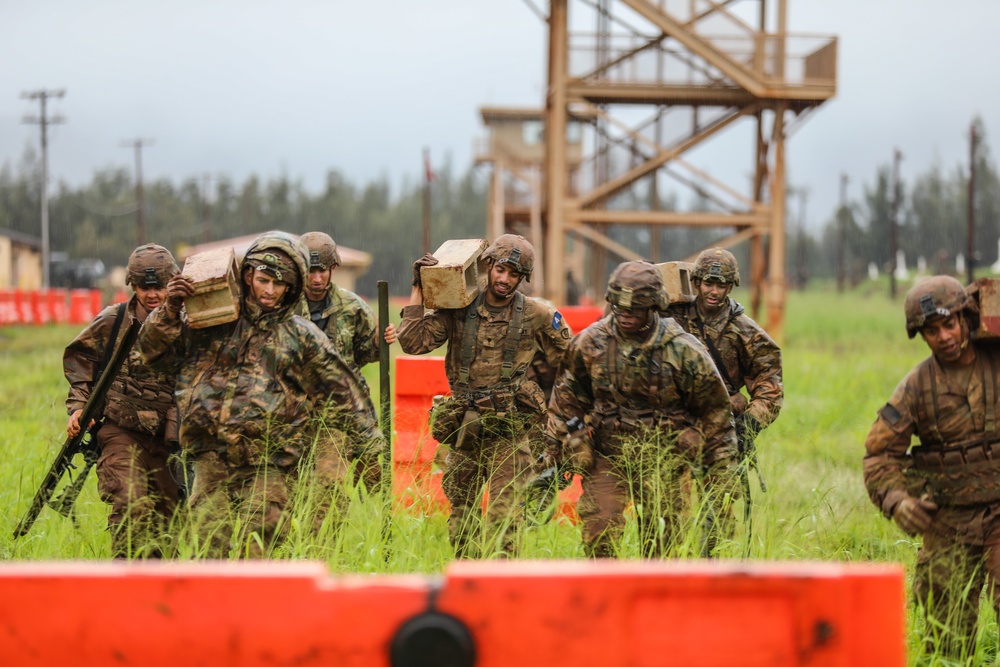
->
xmin=3 ymin=0 xmax=998 ymax=231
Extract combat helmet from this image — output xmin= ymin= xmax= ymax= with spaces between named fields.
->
xmin=484 ymin=234 xmax=534 ymax=282
xmin=242 ymin=231 xmax=310 ymax=305
xmin=125 ymin=243 xmax=179 ymax=288
xmin=605 ymin=260 xmax=668 ymax=311
xmin=692 ymin=247 xmax=741 ymax=286
xmin=299 ymin=231 xmax=342 ymax=269
xmin=904 ymin=275 xmax=975 ymax=339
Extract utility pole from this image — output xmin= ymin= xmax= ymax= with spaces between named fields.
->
xmin=201 ymin=174 xmax=212 ymax=244
xmin=889 ymin=149 xmax=903 ymax=300
xmin=967 ymin=122 xmax=978 ymax=285
xmin=797 ymin=186 xmax=808 ymax=290
xmin=121 ymin=138 xmax=154 ymax=246
xmin=422 ymin=148 xmax=433 ymax=255
xmin=837 ymin=173 xmax=848 ymax=292
xmin=21 ymin=89 xmax=65 ymax=289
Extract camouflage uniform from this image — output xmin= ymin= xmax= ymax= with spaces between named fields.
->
xmin=667 ymin=248 xmax=783 ymax=429
xmin=139 ymin=232 xmax=384 ymax=558
xmin=63 ymin=244 xmax=180 ymax=558
xmin=398 ymin=235 xmax=571 ymax=557
xmin=547 ymin=261 xmax=737 ymax=558
xmin=864 ymin=276 xmax=1000 ymax=658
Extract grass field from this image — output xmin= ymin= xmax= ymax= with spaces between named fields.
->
xmin=0 ymin=283 xmax=989 ymax=664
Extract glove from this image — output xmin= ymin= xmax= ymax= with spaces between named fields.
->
xmin=563 ymin=428 xmax=595 ymax=474
xmin=892 ymin=495 xmax=938 ymax=536
xmin=412 ymin=253 xmax=439 ymax=287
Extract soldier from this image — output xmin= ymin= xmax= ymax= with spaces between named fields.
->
xmin=397 ymin=234 xmax=571 ymax=558
xmin=299 ymin=231 xmax=396 ymax=378
xmin=546 ymin=260 xmax=737 ymax=558
xmin=63 ymin=243 xmax=181 ymax=558
xmin=864 ymin=276 xmax=1000 ymax=659
xmin=667 ymin=248 xmax=782 ymax=488
xmin=138 ymin=231 xmax=385 ymax=558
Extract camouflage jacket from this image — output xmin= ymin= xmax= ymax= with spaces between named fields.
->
xmin=547 ymin=313 xmax=737 ymax=465
xmin=397 ymin=293 xmax=571 ymax=408
xmin=863 ymin=344 xmax=1000 ymax=519
xmin=138 ymin=297 xmax=383 ymax=468
xmin=667 ymin=297 xmax=783 ymax=427
xmin=300 ymin=284 xmax=378 ymax=373
xmin=64 ymin=296 xmax=176 ymax=437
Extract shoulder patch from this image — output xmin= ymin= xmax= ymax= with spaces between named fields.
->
xmin=879 ymin=403 xmax=902 ymax=426
xmin=553 ymin=311 xmax=572 ymax=339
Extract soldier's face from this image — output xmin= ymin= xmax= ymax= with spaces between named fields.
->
xmin=488 ymin=262 xmax=522 ymax=301
xmin=921 ymin=314 xmax=973 ymax=365
xmin=245 ymin=269 xmax=288 ymax=311
xmin=612 ymin=303 xmax=652 ymax=336
xmin=134 ymin=284 xmax=167 ymax=311
xmin=305 ymin=267 xmax=332 ymax=300
xmin=697 ymin=278 xmax=732 ymax=312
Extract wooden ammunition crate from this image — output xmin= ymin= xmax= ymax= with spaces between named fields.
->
xmin=182 ymin=247 xmax=241 ymax=329
xmin=969 ymin=277 xmax=1000 ymax=340
xmin=421 ymin=239 xmax=489 ymax=310
xmin=655 ymin=261 xmax=696 ymax=304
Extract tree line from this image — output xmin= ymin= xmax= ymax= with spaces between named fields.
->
xmin=1 ymin=115 xmax=996 ymax=296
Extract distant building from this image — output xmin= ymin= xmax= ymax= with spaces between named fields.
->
xmin=0 ymin=228 xmax=42 ymax=289
xmin=177 ymin=233 xmax=372 ymax=294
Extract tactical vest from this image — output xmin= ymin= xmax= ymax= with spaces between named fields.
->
xmin=911 ymin=352 xmax=1000 ymax=505
xmin=455 ymin=291 xmax=526 ymax=401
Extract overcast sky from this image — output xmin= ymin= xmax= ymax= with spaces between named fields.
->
xmin=2 ymin=0 xmax=998 ymax=231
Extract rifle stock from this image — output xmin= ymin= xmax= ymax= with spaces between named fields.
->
xmin=13 ymin=317 xmax=140 ymax=539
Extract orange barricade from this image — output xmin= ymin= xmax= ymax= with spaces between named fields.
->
xmin=30 ymin=290 xmax=52 ymax=325
xmin=48 ymin=288 xmax=69 ymax=323
xmin=0 ymin=290 xmax=16 ymax=324
xmin=393 ymin=355 xmax=583 ymax=521
xmin=559 ymin=304 xmax=604 ymax=334
xmin=69 ymin=289 xmax=101 ymax=324
xmin=14 ymin=290 xmax=31 ymax=324
xmin=0 ymin=560 xmax=906 ymax=666
xmin=394 ymin=355 xmax=450 ymax=510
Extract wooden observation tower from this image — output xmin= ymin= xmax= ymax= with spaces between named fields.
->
xmin=477 ymin=0 xmax=836 ymax=337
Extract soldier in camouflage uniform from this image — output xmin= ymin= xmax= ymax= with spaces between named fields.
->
xmin=299 ymin=231 xmax=396 ymax=382
xmin=64 ymin=244 xmax=181 ymax=558
xmin=546 ymin=261 xmax=737 ymax=558
xmin=139 ymin=231 xmax=385 ymax=558
xmin=397 ymin=234 xmax=571 ymax=558
xmin=864 ymin=276 xmax=1000 ymax=659
xmin=667 ymin=248 xmax=783 ymax=451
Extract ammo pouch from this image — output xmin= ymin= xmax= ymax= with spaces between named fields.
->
xmin=430 ymin=396 xmax=481 ymax=449
xmin=911 ymin=438 xmax=1000 ymax=506
xmin=591 ymin=407 xmax=657 ymax=455
xmin=104 ymin=388 xmax=169 ymax=436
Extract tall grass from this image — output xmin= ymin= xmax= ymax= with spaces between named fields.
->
xmin=0 ymin=285 xmax=993 ymax=664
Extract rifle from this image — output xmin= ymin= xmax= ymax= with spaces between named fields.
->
xmin=736 ymin=413 xmax=767 ymax=493
xmin=13 ymin=313 xmax=140 ymax=538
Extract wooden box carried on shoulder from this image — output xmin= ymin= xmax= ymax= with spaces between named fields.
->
xmin=420 ymin=239 xmax=489 ymax=310
xmin=182 ymin=247 xmax=241 ymax=329
xmin=655 ymin=261 xmax=696 ymax=304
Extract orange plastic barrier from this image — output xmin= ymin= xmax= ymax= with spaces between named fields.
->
xmin=0 ymin=560 xmax=906 ymax=667
xmin=69 ymin=289 xmax=102 ymax=324
xmin=0 ymin=290 xmax=16 ymax=324
xmin=559 ymin=305 xmax=604 ymax=333
xmin=29 ymin=290 xmax=51 ymax=324
xmin=48 ymin=288 xmax=69 ymax=323
xmin=393 ymin=355 xmax=582 ymax=520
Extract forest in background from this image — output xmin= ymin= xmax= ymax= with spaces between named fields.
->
xmin=2 ymin=116 xmax=998 ymax=297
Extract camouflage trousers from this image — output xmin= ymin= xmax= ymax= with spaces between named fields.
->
xmin=186 ymin=451 xmax=291 ymax=559
xmin=578 ymin=453 xmax=689 ymax=558
xmin=95 ymin=422 xmax=179 ymax=559
xmin=912 ymin=507 xmax=1000 ymax=661
xmin=441 ymin=427 xmax=534 ymax=559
